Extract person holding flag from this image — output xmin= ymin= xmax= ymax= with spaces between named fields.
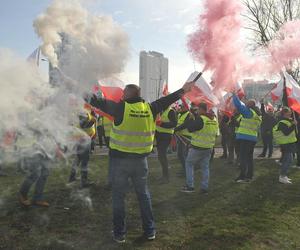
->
xmin=258 ymin=101 xmax=277 ymax=158
xmin=273 ymin=107 xmax=297 ymax=184
xmin=233 ymin=94 xmax=262 ymax=183
xmin=88 ymin=81 xmax=195 ymax=243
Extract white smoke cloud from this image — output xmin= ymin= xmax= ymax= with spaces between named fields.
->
xmin=0 ymin=0 xmax=129 ymax=163
xmin=0 ymin=49 xmax=52 ymax=127
xmin=33 ymin=0 xmax=129 ymax=89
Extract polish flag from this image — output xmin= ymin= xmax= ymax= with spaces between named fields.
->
xmin=284 ymin=72 xmax=300 ymax=113
xmin=217 ymin=91 xmax=235 ymax=117
xmin=271 ymin=80 xmax=284 ymax=101
xmin=235 ymin=82 xmax=245 ymax=99
xmin=184 ymin=71 xmax=219 ymax=108
xmin=98 ymin=77 xmax=125 ymax=103
xmin=87 ymin=77 xmax=125 ymax=120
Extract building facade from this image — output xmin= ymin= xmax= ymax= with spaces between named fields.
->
xmin=139 ymin=51 xmax=168 ymax=102
xmin=243 ymin=79 xmax=276 ymax=103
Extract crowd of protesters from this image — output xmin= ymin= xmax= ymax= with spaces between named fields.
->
xmin=0 ymin=82 xmax=299 ymax=243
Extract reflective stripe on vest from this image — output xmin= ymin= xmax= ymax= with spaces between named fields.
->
xmin=237 ymin=110 xmax=261 ymax=138
xmin=156 ymin=108 xmax=175 ymax=134
xmin=109 ymin=102 xmax=156 ymax=154
xmin=273 ymin=119 xmax=297 ymax=145
xmin=191 ymin=116 xmax=218 ymax=149
xmin=234 ymin=114 xmax=242 ymax=134
xmin=176 ymin=111 xmax=191 ymax=137
xmin=103 ymin=117 xmax=112 ymax=137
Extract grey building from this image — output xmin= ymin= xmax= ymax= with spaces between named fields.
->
xmin=139 ymin=51 xmax=168 ymax=102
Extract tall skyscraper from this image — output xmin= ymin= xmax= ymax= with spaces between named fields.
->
xmin=139 ymin=51 xmax=169 ymax=102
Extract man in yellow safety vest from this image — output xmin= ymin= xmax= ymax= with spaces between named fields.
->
xmin=155 ymin=106 xmax=177 ymax=183
xmin=89 ymin=81 xmax=194 ymax=243
xmin=181 ymin=103 xmax=219 ymax=194
xmin=273 ymin=107 xmax=297 ymax=184
xmin=69 ymin=111 xmax=96 ymax=188
xmin=232 ymin=94 xmax=262 ymax=183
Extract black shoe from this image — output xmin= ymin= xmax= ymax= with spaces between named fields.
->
xmin=69 ymin=169 xmax=76 ymax=183
xmin=113 ymin=234 xmax=125 ymax=243
xmin=258 ymin=154 xmax=266 ymax=158
xmin=181 ymin=185 xmax=195 ymax=193
xmin=200 ymin=189 xmax=208 ymax=195
xmin=268 ymin=154 xmax=272 ymax=158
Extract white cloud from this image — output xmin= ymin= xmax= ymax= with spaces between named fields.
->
xmin=183 ymin=24 xmax=196 ymax=35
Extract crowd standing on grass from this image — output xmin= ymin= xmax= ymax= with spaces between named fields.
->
xmin=0 ymin=80 xmax=299 ymax=243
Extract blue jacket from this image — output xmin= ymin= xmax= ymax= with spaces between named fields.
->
xmin=232 ymin=94 xmax=258 ymax=142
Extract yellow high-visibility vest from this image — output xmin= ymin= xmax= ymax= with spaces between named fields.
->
xmin=234 ymin=114 xmax=242 ymax=134
xmin=81 ymin=112 xmax=96 ymax=138
xmin=156 ymin=108 xmax=175 ymax=135
xmin=273 ymin=119 xmax=297 ymax=145
xmin=109 ymin=102 xmax=156 ymax=154
xmin=191 ymin=115 xmax=218 ymax=149
xmin=103 ymin=116 xmax=112 ymax=137
xmin=237 ymin=110 xmax=261 ymax=138
xmin=176 ymin=111 xmax=191 ymax=137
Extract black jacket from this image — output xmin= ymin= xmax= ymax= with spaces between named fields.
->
xmin=89 ymin=89 xmax=184 ymax=157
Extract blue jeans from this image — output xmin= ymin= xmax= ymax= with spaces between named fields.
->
xmin=281 ymin=150 xmax=293 ymax=176
xmin=19 ymin=154 xmax=49 ymax=201
xmin=185 ymin=148 xmax=212 ymax=190
xmin=111 ymin=157 xmax=155 ymax=237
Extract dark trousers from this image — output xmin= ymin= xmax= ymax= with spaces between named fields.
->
xmin=221 ymin=134 xmax=228 ymax=158
xmin=238 ymin=139 xmax=256 ymax=179
xmin=71 ymin=142 xmax=91 ymax=175
xmin=261 ymin=132 xmax=273 ymax=157
xmin=155 ymin=132 xmax=172 ymax=179
xmin=20 ymin=155 xmax=49 ymax=201
xmin=235 ymin=139 xmax=240 ymax=165
xmin=111 ymin=157 xmax=155 ymax=237
xmin=97 ymin=126 xmax=105 ymax=147
xmin=176 ymin=136 xmax=189 ymax=173
xmin=281 ymin=149 xmax=293 ymax=176
xmin=227 ymin=136 xmax=235 ymax=162
xmin=296 ymin=141 xmax=300 ymax=166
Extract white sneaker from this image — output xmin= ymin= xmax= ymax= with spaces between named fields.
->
xmin=279 ymin=176 xmax=292 ymax=184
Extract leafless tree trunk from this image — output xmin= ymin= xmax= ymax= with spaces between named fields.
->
xmin=242 ymin=0 xmax=300 ymax=80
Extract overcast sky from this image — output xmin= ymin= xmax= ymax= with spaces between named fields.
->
xmin=0 ymin=0 xmax=205 ymax=90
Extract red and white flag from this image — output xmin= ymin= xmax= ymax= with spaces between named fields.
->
xmin=86 ymin=77 xmax=125 ymax=120
xmin=98 ymin=77 xmax=125 ymax=103
xmin=272 ymin=72 xmax=300 ymax=113
xmin=271 ymin=80 xmax=284 ymax=101
xmin=184 ymin=71 xmax=219 ymax=108
xmin=284 ymin=72 xmax=300 ymax=113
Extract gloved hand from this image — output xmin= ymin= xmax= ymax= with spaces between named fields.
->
xmin=156 ymin=120 xmax=162 ymax=126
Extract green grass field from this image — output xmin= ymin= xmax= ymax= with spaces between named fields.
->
xmin=1 ymin=154 xmax=300 ymax=250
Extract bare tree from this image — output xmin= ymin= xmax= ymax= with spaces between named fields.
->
xmin=242 ymin=0 xmax=300 ymax=80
